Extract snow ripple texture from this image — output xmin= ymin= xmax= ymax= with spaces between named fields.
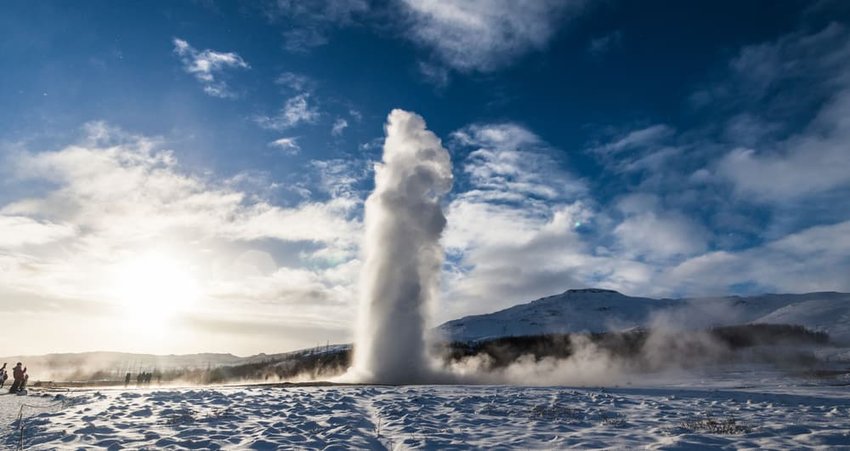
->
xmin=3 ymin=385 xmax=850 ymax=450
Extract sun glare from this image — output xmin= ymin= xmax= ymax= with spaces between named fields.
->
xmin=111 ymin=252 xmax=200 ymax=325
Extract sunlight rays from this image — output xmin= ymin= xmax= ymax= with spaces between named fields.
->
xmin=109 ymin=251 xmax=201 ymax=328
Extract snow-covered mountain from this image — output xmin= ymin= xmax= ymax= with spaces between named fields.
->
xmin=437 ymin=289 xmax=850 ymax=343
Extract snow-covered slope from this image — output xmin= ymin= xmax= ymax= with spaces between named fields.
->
xmin=752 ymin=296 xmax=850 ymax=343
xmin=437 ymin=289 xmax=850 ymax=343
xmin=438 ymin=289 xmax=669 ymax=341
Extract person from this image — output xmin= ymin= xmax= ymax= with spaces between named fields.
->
xmin=0 ymin=363 xmax=7 ymax=389
xmin=9 ymin=362 xmax=25 ymax=393
xmin=125 ymin=372 xmax=132 ymax=387
xmin=19 ymin=371 xmax=28 ymax=392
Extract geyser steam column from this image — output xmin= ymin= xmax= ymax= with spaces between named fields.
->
xmin=351 ymin=109 xmax=453 ymax=384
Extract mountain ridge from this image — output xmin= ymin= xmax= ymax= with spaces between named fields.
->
xmin=437 ymin=289 xmax=850 ymax=343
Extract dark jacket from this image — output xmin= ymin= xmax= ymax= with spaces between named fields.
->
xmin=13 ymin=366 xmax=24 ymax=380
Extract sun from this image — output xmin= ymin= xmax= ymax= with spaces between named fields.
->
xmin=110 ymin=251 xmax=200 ymax=325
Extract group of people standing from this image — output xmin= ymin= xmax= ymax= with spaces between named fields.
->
xmin=124 ymin=371 xmax=160 ymax=387
xmin=0 ymin=362 xmax=29 ymax=394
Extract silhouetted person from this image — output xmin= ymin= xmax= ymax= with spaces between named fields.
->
xmin=20 ymin=371 xmax=28 ymax=392
xmin=9 ymin=362 xmax=26 ymax=393
xmin=125 ymin=372 xmax=132 ymax=387
xmin=0 ymin=363 xmax=7 ymax=389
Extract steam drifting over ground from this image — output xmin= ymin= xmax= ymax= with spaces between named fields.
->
xmin=347 ymin=109 xmax=453 ymax=384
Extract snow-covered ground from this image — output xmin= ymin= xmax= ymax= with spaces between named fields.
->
xmin=3 ymin=373 xmax=849 ymax=450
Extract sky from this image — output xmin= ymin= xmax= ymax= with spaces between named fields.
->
xmin=2 ymin=0 xmax=850 ymax=356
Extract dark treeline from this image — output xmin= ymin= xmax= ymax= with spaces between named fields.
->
xmin=202 ymin=349 xmax=351 ymax=384
xmin=711 ymin=324 xmax=828 ymax=348
xmin=440 ymin=324 xmax=830 ymax=370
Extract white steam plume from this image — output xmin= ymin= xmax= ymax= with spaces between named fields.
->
xmin=348 ymin=109 xmax=453 ymax=384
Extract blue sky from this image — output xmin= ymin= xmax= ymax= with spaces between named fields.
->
xmin=2 ymin=0 xmax=849 ymax=355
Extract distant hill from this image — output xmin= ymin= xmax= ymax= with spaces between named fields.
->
xmin=437 ymin=289 xmax=850 ymax=344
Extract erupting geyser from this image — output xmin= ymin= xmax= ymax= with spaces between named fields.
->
xmin=349 ymin=109 xmax=453 ymax=384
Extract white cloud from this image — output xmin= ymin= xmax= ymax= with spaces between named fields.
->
xmin=264 ymin=0 xmax=370 ymax=53
xmin=718 ymin=139 xmax=850 ymax=202
xmin=441 ymin=123 xmax=592 ymax=318
xmin=589 ymin=134 xmax=686 ymax=183
xmin=613 ymin=211 xmax=710 ymax=261
xmin=443 ymin=201 xmax=596 ymax=319
xmin=254 ymin=93 xmax=320 ymax=130
xmin=281 ymin=28 xmax=330 ymax=53
xmin=717 ymin=88 xmax=850 ymax=201
xmin=0 ymin=216 xmax=76 ymax=248
xmin=726 ymin=23 xmax=850 ymax=103
xmin=401 ymin=0 xmax=583 ymax=73
xmin=0 ymin=123 xmax=364 ymax=353
xmin=417 ymin=61 xmax=451 ymax=88
xmin=172 ymin=38 xmax=249 ymax=98
xmin=715 ymin=24 xmax=850 ymax=202
xmin=4 ymin=126 xmax=358 ymax=248
xmin=275 ymin=72 xmax=315 ymax=93
xmin=331 ymin=118 xmax=349 ymax=136
xmin=268 ymin=137 xmax=300 ymax=154
xmin=663 ymin=220 xmax=850 ymax=295
xmin=722 ymin=113 xmax=781 ymax=147
xmin=310 ymin=159 xmax=369 ymax=199
xmin=592 ymin=124 xmax=674 ymax=155
xmin=439 ymin=111 xmax=846 ymax=318
xmin=441 ymin=124 xmax=708 ymax=316
xmin=587 ymin=30 xmax=622 ymax=56
xmin=452 ymin=123 xmax=586 ymax=203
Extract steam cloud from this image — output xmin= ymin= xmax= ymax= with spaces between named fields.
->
xmin=348 ymin=109 xmax=453 ymax=384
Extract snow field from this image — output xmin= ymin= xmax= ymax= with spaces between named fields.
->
xmin=3 ymin=383 xmax=849 ymax=450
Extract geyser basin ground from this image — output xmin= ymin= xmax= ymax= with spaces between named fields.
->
xmin=4 ymin=378 xmax=849 ymax=449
